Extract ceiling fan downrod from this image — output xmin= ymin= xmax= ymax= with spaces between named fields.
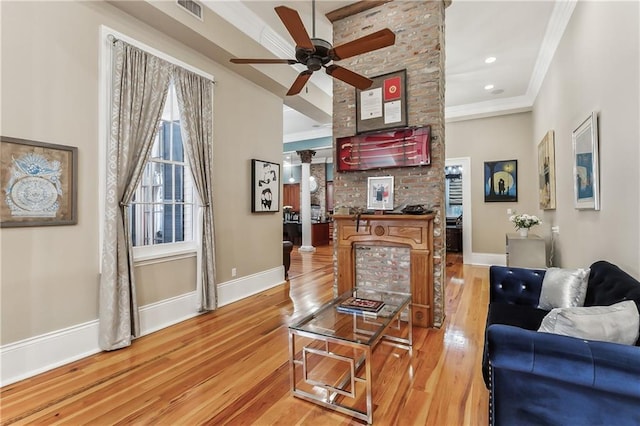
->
xmin=312 ymin=0 xmax=316 ymax=38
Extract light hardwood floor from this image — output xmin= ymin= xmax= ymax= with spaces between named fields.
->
xmin=0 ymin=246 xmax=489 ymax=425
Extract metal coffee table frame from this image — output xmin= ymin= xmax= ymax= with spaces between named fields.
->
xmin=288 ymin=288 xmax=412 ymax=424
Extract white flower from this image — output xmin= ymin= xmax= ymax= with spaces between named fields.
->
xmin=510 ymin=213 xmax=541 ymax=229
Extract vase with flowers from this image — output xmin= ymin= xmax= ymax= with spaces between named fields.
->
xmin=510 ymin=213 xmax=541 ymax=237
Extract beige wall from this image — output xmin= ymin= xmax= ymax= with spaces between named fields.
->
xmin=532 ymin=1 xmax=639 ymax=277
xmin=135 ymin=258 xmax=197 ymax=306
xmin=0 ymin=1 xmax=283 ymax=344
xmin=446 ymin=112 xmax=537 ymax=254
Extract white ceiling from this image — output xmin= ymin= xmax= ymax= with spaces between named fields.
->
xmin=217 ymin=1 xmax=574 ymax=145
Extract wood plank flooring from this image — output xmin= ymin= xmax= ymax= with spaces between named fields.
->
xmin=0 ymin=246 xmax=489 ymax=425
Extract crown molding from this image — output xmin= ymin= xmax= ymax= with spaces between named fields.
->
xmin=203 ymin=0 xmax=292 ymax=60
xmin=445 ymin=95 xmax=533 ymax=122
xmin=526 ymin=0 xmax=577 ymax=100
xmin=283 ymin=127 xmax=332 ymax=144
xmin=446 ymin=1 xmax=576 ymax=122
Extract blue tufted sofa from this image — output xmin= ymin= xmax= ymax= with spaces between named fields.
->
xmin=483 ymin=261 xmax=640 ymax=425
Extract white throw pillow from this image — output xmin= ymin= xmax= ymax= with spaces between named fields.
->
xmin=538 ymin=300 xmax=640 ymax=345
xmin=538 ymin=267 xmax=590 ymax=310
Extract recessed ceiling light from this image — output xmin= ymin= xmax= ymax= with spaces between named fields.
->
xmin=484 ymin=84 xmax=494 ymax=90
xmin=485 ymin=56 xmax=496 ymax=64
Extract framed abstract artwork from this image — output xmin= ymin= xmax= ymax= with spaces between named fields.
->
xmin=538 ymin=130 xmax=556 ymax=209
xmin=367 ymin=176 xmax=394 ymax=210
xmin=484 ymin=159 xmax=517 ymax=202
xmin=572 ymin=112 xmax=600 ymax=210
xmin=251 ymin=159 xmax=280 ymax=213
xmin=0 ymin=136 xmax=78 ymax=227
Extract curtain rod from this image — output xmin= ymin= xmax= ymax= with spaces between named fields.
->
xmin=106 ymin=33 xmax=216 ymax=85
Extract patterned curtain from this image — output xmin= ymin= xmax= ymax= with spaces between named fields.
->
xmin=99 ymin=41 xmax=172 ymax=350
xmin=173 ymin=67 xmax=217 ymax=311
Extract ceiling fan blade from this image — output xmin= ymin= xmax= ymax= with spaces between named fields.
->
xmin=230 ymin=58 xmax=297 ymax=65
xmin=274 ymin=6 xmax=315 ymax=51
xmin=287 ymin=70 xmax=314 ymax=96
xmin=325 ymin=65 xmax=373 ymax=90
xmin=330 ymin=28 xmax=396 ymax=60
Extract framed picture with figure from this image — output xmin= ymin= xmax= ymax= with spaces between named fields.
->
xmin=367 ymin=176 xmax=394 ymax=210
xmin=251 ymin=159 xmax=280 ymax=213
xmin=572 ymin=112 xmax=600 ymax=210
xmin=484 ymin=159 xmax=517 ymax=202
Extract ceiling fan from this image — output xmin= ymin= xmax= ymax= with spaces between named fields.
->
xmin=229 ymin=1 xmax=395 ymax=96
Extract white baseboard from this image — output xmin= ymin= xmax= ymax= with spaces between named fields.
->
xmin=138 ymin=291 xmax=199 ymax=336
xmin=0 ymin=320 xmax=102 ymax=388
xmin=470 ymin=252 xmax=507 ymax=266
xmin=0 ymin=266 xmax=284 ymax=387
xmin=217 ymin=266 xmax=285 ymax=307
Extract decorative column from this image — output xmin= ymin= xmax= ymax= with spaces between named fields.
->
xmin=297 ymin=150 xmax=316 ymax=253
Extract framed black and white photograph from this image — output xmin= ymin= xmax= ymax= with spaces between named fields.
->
xmin=367 ymin=176 xmax=394 ymax=210
xmin=1 ymin=136 xmax=78 ymax=227
xmin=251 ymin=159 xmax=280 ymax=213
xmin=356 ymin=69 xmax=407 ymax=134
xmin=572 ymin=112 xmax=600 ymax=210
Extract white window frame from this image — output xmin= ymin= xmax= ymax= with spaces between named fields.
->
xmin=99 ymin=26 xmax=213 ymax=266
xmin=130 ymin=82 xmax=197 ymax=262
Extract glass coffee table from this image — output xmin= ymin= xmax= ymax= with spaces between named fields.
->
xmin=288 ymin=287 xmax=412 ymax=424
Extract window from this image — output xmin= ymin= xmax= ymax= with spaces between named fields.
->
xmin=130 ymin=82 xmax=196 ymax=254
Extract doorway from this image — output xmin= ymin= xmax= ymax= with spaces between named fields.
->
xmin=445 ymin=157 xmax=471 ymax=264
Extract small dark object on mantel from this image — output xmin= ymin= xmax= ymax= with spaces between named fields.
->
xmin=401 ymin=204 xmax=432 ymax=215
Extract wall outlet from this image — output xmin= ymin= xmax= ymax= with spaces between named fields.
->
xmin=507 ymin=208 xmax=513 ymax=215
xmin=551 ymin=226 xmax=560 ymax=234
xmin=231 ymin=267 xmax=237 ymax=277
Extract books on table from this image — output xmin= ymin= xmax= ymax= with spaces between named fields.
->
xmin=337 ymin=297 xmax=385 ymax=315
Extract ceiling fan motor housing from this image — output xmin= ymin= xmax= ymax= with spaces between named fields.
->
xmin=296 ymin=38 xmax=333 ymax=71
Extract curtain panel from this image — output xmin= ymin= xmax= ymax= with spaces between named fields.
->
xmin=173 ymin=67 xmax=217 ymax=311
xmin=99 ymin=41 xmax=172 ymax=351
xmin=100 ymin=40 xmax=217 ymax=351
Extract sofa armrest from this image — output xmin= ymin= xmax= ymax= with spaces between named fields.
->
xmin=489 ymin=265 xmax=546 ymax=307
xmin=488 ymin=324 xmax=640 ymax=425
